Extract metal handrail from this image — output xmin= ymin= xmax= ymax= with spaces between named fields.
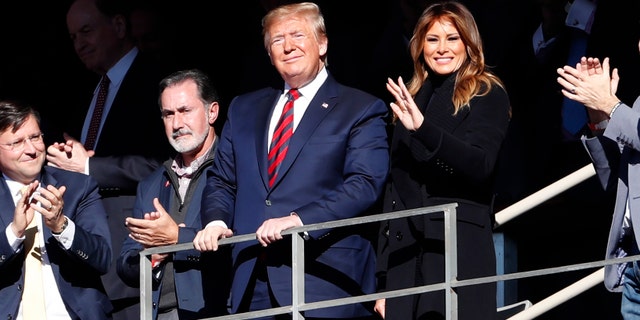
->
xmin=492 ymin=163 xmax=606 ymax=319
xmin=140 ymin=204 xmax=460 ymax=319
xmin=494 ymin=163 xmax=596 ymax=228
xmin=137 ymin=163 xmax=610 ymax=320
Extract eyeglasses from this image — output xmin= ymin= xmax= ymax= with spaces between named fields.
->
xmin=0 ymin=133 xmax=44 ymax=152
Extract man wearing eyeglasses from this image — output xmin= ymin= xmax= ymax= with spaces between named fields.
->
xmin=0 ymin=100 xmax=113 ymax=318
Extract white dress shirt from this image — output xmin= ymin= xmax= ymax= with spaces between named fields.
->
xmin=4 ymin=176 xmax=74 ymax=319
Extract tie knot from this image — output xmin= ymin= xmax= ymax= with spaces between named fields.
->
xmin=100 ymin=75 xmax=111 ymax=88
xmin=287 ymin=89 xmax=300 ymax=101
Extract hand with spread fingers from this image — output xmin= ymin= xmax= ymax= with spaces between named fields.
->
xmin=387 ymin=76 xmax=424 ymax=131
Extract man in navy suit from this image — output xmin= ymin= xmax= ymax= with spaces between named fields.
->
xmin=0 ymin=100 xmax=112 ymax=319
xmin=193 ymin=2 xmax=389 ymax=319
xmin=117 ymin=69 xmax=231 ymax=319
xmin=46 ymin=0 xmax=173 ymax=317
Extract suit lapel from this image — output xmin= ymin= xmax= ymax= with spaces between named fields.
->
xmin=269 ymin=77 xmax=339 ymax=189
xmin=0 ymin=180 xmax=15 ymax=229
xmin=158 ymin=173 xmax=172 ymax=212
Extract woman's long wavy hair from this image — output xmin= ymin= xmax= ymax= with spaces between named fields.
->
xmin=406 ymin=1 xmax=505 ymax=115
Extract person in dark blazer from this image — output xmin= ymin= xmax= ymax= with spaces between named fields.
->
xmin=193 ymin=2 xmax=389 ymax=319
xmin=117 ymin=69 xmax=231 ymax=319
xmin=557 ymin=55 xmax=640 ymax=319
xmin=0 ymin=100 xmax=112 ymax=319
xmin=46 ymin=0 xmax=173 ymax=318
xmin=374 ymin=2 xmax=511 ymax=319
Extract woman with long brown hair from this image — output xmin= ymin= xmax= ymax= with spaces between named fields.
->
xmin=375 ymin=1 xmax=511 ymax=319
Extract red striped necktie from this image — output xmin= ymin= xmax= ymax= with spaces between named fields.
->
xmin=268 ymin=89 xmax=300 ymax=187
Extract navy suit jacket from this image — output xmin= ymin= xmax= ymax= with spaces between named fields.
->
xmin=0 ymin=166 xmax=112 ymax=319
xmin=201 ymin=73 xmax=389 ymax=318
xmin=117 ymin=154 xmax=231 ymax=319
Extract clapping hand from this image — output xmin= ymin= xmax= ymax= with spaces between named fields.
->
xmin=46 ymin=132 xmax=94 ymax=174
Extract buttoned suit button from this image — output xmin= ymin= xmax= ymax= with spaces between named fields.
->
xmin=265 ymin=200 xmax=271 ymax=206
xmin=76 ymin=250 xmax=88 ymax=260
xmin=395 ymin=231 xmax=403 ymax=241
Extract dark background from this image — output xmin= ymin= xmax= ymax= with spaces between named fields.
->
xmin=0 ymin=1 xmax=626 ymax=318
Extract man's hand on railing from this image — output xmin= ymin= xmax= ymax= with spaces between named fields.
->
xmin=193 ymin=225 xmax=234 ymax=251
xmin=256 ymin=213 xmax=303 ymax=247
xmin=374 ymin=298 xmax=386 ymax=319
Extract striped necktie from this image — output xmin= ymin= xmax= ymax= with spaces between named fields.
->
xmin=268 ymin=89 xmax=299 ymax=187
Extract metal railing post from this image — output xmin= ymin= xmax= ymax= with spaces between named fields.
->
xmin=291 ymin=232 xmax=305 ymax=319
xmin=140 ymin=251 xmax=153 ymax=319
xmin=445 ymin=205 xmax=458 ymax=320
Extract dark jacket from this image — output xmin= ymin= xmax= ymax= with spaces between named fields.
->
xmin=117 ymin=143 xmax=231 ymax=319
xmin=377 ymin=73 xmax=510 ymax=320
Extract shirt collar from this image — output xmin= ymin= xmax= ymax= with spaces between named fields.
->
xmin=104 ymin=47 xmax=138 ymax=90
xmin=4 ymin=174 xmax=28 ymax=204
xmin=171 ymin=144 xmax=213 ymax=178
xmin=285 ymin=66 xmax=328 ymax=100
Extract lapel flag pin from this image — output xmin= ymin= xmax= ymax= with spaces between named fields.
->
xmin=322 ymin=102 xmax=328 ymax=108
